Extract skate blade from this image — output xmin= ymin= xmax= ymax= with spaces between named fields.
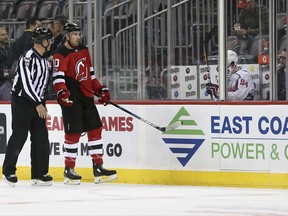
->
xmin=64 ymin=177 xmax=81 ymax=185
xmin=94 ymin=174 xmax=118 ymax=184
xmin=31 ymin=179 xmax=53 ymax=186
xmin=3 ymin=176 xmax=16 ymax=187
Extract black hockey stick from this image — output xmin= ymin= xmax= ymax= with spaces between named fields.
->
xmin=109 ymin=101 xmax=183 ymax=132
xmin=203 ymin=27 xmax=218 ymax=100
xmin=203 ymin=46 xmax=214 ymax=100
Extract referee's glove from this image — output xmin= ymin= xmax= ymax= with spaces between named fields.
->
xmin=97 ymin=86 xmax=110 ymax=106
xmin=57 ymin=89 xmax=73 ymax=107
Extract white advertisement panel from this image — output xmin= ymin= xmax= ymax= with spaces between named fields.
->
xmin=261 ymin=64 xmax=270 ymax=100
xmin=1 ymin=103 xmax=288 ymax=173
xmin=171 ymin=66 xmax=197 ymax=99
xmin=45 ymin=104 xmax=141 ymax=168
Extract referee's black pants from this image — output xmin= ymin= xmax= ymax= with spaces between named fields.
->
xmin=2 ymin=96 xmax=50 ymax=179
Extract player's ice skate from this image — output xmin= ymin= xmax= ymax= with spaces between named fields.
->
xmin=3 ymin=174 xmax=18 ymax=187
xmin=64 ymin=167 xmax=82 ymax=185
xmin=93 ymin=164 xmax=117 ymax=184
xmin=31 ymin=174 xmax=53 ymax=186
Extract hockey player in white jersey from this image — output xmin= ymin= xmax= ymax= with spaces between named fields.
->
xmin=206 ymin=50 xmax=255 ymax=100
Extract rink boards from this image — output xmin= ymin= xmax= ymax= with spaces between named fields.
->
xmin=1 ymin=101 xmax=288 ymax=188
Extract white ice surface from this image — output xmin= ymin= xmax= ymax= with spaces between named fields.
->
xmin=1 ymin=181 xmax=288 ymax=216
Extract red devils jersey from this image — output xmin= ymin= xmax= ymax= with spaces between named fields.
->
xmin=52 ymin=44 xmax=96 ymax=97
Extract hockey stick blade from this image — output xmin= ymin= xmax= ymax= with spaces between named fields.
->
xmin=161 ymin=121 xmax=183 ymax=132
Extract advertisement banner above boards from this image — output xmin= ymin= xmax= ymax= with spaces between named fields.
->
xmin=171 ymin=66 xmax=198 ymax=100
xmin=171 ymin=64 xmax=264 ymax=100
xmin=1 ymin=103 xmax=288 ymax=174
xmin=261 ymin=64 xmax=270 ymax=100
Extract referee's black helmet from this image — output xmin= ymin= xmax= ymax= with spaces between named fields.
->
xmin=64 ymin=23 xmax=81 ymax=33
xmin=32 ymin=27 xmax=53 ymax=44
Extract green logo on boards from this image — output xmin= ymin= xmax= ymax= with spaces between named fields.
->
xmin=162 ymin=107 xmax=205 ymax=166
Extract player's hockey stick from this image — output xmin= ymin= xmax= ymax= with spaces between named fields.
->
xmin=203 ymin=27 xmax=218 ymax=100
xmin=109 ymin=101 xmax=183 ymax=132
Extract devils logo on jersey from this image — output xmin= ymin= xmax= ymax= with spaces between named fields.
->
xmin=53 ymin=44 xmax=95 ymax=98
xmin=75 ymin=57 xmax=88 ymax=81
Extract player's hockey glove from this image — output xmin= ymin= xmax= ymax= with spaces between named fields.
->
xmin=97 ymin=86 xmax=110 ymax=106
xmin=205 ymin=82 xmax=219 ymax=99
xmin=57 ymin=89 xmax=73 ymax=107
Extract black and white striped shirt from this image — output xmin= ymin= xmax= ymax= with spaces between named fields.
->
xmin=12 ymin=48 xmax=49 ymax=106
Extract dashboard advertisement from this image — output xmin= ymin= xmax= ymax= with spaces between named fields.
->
xmin=0 ymin=103 xmax=288 ymax=174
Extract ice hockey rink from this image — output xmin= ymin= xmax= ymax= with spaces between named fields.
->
xmin=1 ymin=181 xmax=288 ymax=216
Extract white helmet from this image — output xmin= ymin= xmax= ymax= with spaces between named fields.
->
xmin=227 ymin=50 xmax=238 ymax=66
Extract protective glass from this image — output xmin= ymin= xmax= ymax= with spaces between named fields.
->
xmin=227 ymin=62 xmax=236 ymax=77
xmin=277 ymin=55 xmax=286 ymax=60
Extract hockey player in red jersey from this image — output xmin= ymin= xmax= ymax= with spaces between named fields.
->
xmin=52 ymin=23 xmax=117 ymax=185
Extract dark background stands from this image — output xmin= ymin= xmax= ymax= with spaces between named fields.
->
xmin=0 ymin=27 xmax=13 ymax=100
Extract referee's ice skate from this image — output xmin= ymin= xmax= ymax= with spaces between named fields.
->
xmin=2 ymin=174 xmax=18 ymax=187
xmin=93 ymin=164 xmax=117 ymax=183
xmin=31 ymin=174 xmax=53 ymax=186
xmin=64 ymin=167 xmax=82 ymax=185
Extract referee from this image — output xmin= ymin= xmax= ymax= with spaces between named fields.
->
xmin=2 ymin=27 xmax=54 ymax=186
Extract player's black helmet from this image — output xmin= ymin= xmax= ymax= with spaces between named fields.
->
xmin=32 ymin=27 xmax=53 ymax=44
xmin=64 ymin=23 xmax=81 ymax=33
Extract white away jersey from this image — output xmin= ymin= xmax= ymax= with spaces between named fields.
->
xmin=227 ymin=68 xmax=254 ymax=101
